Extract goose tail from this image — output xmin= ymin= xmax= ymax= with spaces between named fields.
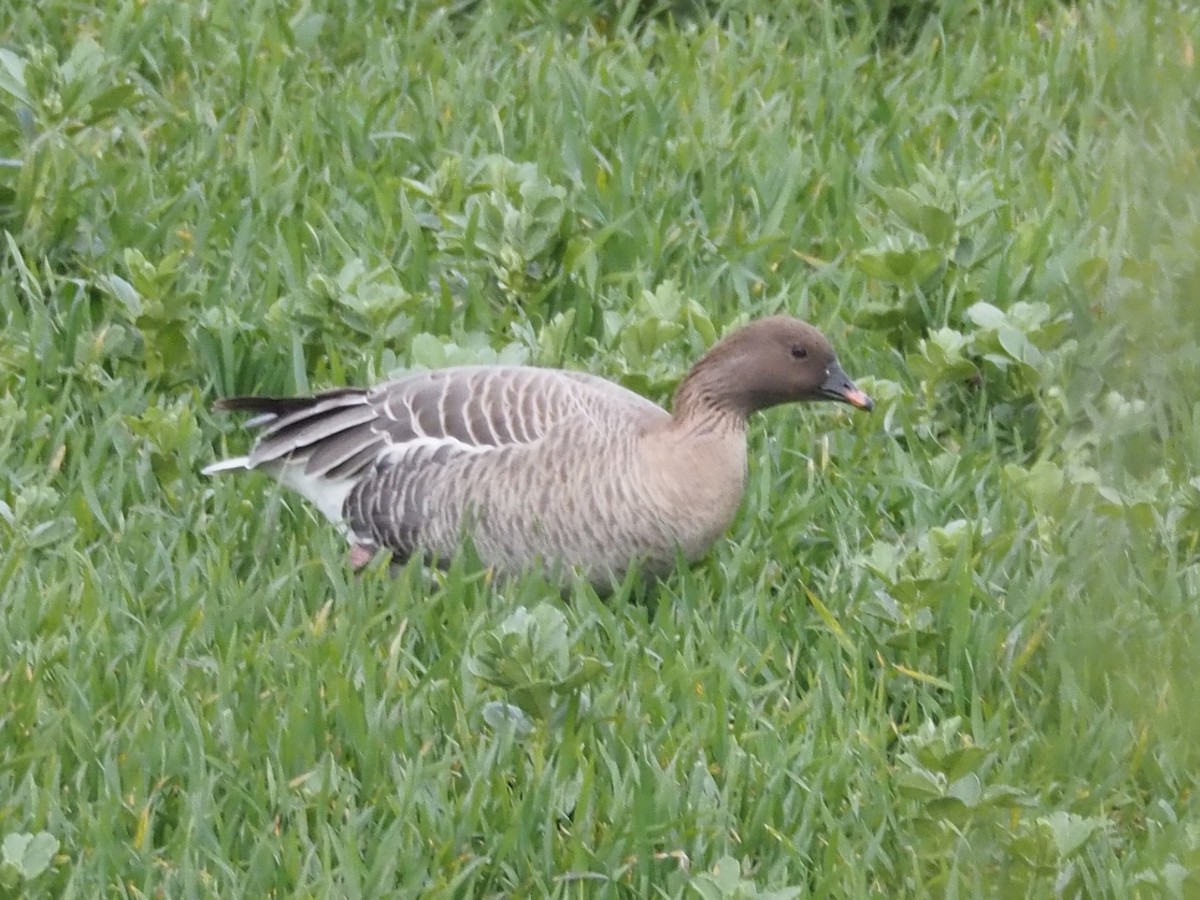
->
xmin=203 ymin=389 xmax=377 ymax=525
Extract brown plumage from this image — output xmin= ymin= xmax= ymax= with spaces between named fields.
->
xmin=204 ymin=316 xmax=873 ymax=587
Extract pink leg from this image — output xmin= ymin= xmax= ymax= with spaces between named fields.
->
xmin=349 ymin=544 xmax=376 ymax=570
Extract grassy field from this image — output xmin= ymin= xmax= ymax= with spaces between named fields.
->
xmin=2 ymin=0 xmax=1199 ymax=895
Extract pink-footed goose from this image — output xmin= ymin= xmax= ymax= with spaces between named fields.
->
xmin=204 ymin=316 xmax=873 ymax=587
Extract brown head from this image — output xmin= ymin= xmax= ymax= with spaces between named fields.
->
xmin=673 ymin=316 xmax=874 ymax=422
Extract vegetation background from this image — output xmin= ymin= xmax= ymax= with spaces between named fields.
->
xmin=2 ymin=0 xmax=1198 ymax=896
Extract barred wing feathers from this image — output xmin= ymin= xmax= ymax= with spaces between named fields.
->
xmin=204 ymin=366 xmax=665 ymax=554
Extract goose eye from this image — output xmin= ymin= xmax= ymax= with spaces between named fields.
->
xmin=790 ymin=344 xmax=808 ymax=360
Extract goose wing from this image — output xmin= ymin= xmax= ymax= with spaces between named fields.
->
xmin=204 ymin=365 xmax=665 ymax=525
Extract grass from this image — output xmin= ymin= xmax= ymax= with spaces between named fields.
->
xmin=2 ymin=0 xmax=1199 ymax=895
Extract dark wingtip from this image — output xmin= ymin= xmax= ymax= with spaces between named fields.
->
xmin=211 ymin=395 xmax=286 ymax=414
xmin=211 ymin=389 xmax=364 ymax=417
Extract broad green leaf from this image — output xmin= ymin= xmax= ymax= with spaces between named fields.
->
xmin=1008 ymin=460 xmax=1065 ymax=509
xmin=944 ymin=746 xmax=990 ymax=781
xmin=1 ymin=834 xmax=31 ymax=869
xmin=98 ymin=274 xmax=141 ymax=317
xmin=953 ymin=235 xmax=974 ymax=266
xmin=290 ymin=12 xmax=327 ymax=49
xmin=60 ymin=37 xmax=104 ymax=85
xmin=894 ymin=767 xmax=946 ymax=800
xmin=874 ymin=185 xmax=925 ymax=230
xmin=709 ymin=856 xmax=742 ymax=892
xmin=556 ymin=657 xmax=610 ymax=692
xmin=536 ymin=309 xmax=576 ymax=365
xmin=998 ymin=324 xmax=1043 ymax=367
xmin=0 ymin=49 xmax=31 ymax=107
xmin=874 ymin=186 xmax=955 ymax=243
xmin=913 ymin=328 xmax=978 ymax=383
xmin=854 ymin=250 xmax=897 ymax=281
xmin=408 ymin=332 xmax=448 ymax=369
xmin=946 ymin=773 xmax=983 ymax=808
xmin=1 ymin=832 xmax=58 ymax=880
xmin=965 ymin=301 xmax=1007 ymax=330
xmin=856 ymin=248 xmax=944 ymax=283
xmin=852 ymin=301 xmax=919 ymax=332
xmin=916 ymin=204 xmax=955 ymax=244
xmin=82 ymin=82 xmax=138 ymax=124
xmin=1038 ymin=811 xmax=1104 ymax=858
xmin=861 ymin=540 xmax=904 ymax=583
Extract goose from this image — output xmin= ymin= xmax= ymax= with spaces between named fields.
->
xmin=204 ymin=316 xmax=873 ymax=587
